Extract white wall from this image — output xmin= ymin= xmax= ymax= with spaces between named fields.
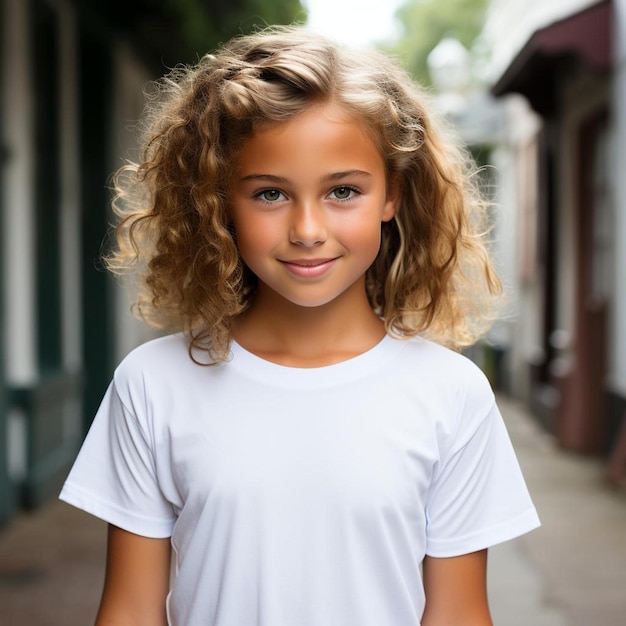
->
xmin=483 ymin=0 xmax=601 ymax=83
xmin=489 ymin=96 xmax=541 ymax=396
xmin=2 ymin=0 xmax=37 ymax=483
xmin=2 ymin=0 xmax=37 ymax=385
xmin=509 ymin=98 xmax=543 ymax=398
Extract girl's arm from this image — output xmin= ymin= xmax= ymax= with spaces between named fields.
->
xmin=421 ymin=549 xmax=493 ymax=626
xmin=95 ymin=524 xmax=171 ymax=626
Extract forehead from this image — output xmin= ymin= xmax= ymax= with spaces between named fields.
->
xmin=235 ymin=102 xmax=385 ymax=175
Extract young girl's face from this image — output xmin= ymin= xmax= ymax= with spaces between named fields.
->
xmin=230 ymin=102 xmax=397 ymax=310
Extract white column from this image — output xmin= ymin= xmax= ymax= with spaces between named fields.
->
xmin=2 ymin=0 xmax=37 ymax=385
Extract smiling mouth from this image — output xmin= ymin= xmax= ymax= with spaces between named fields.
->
xmin=280 ymin=257 xmax=338 ymax=278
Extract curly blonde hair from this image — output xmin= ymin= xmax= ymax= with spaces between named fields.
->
xmin=108 ymin=26 xmax=501 ymax=362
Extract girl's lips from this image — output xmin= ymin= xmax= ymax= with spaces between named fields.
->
xmin=280 ymin=258 xmax=338 ymax=278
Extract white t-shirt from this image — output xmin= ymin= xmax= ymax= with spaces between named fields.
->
xmin=60 ymin=333 xmax=539 ymax=625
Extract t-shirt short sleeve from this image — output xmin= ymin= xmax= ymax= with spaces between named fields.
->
xmin=59 ymin=379 xmax=176 ymax=538
xmin=425 ymin=398 xmax=540 ymax=558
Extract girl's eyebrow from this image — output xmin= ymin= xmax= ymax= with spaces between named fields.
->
xmin=239 ymin=170 xmax=373 ymax=184
xmin=324 ymin=170 xmax=372 ymax=182
xmin=239 ymin=173 xmax=290 ymax=184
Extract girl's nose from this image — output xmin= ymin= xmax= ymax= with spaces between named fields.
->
xmin=289 ymin=202 xmax=327 ymax=247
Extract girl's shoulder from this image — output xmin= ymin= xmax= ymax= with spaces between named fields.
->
xmin=113 ymin=333 xmax=201 ymax=390
xmin=396 ymin=337 xmax=495 ymax=413
xmin=399 ymin=336 xmax=490 ymax=385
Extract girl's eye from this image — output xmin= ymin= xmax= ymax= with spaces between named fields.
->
xmin=257 ymin=189 xmax=284 ymax=203
xmin=330 ymin=186 xmax=358 ymax=201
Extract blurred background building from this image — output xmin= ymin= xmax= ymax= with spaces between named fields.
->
xmin=1 ymin=0 xmax=624 ymax=528
xmin=481 ymin=0 xmax=626 ymax=458
xmin=390 ymin=0 xmax=626 ymax=464
xmin=0 ymin=0 xmax=304 ymax=525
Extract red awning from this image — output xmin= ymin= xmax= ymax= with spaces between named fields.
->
xmin=492 ymin=0 xmax=612 ymax=115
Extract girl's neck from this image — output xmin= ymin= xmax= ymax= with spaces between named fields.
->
xmin=232 ymin=285 xmax=386 ymax=368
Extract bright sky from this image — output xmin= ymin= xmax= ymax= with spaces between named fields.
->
xmin=303 ymin=0 xmax=405 ymax=49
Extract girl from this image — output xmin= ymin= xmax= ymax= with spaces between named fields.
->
xmin=61 ymin=27 xmax=539 ymax=626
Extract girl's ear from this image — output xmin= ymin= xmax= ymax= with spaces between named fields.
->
xmin=382 ymin=177 xmax=401 ymax=223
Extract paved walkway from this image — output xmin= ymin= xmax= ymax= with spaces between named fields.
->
xmin=0 ymin=394 xmax=624 ymax=625
xmin=0 ymin=499 xmax=106 ymax=625
xmin=489 ymin=396 xmax=626 ymax=626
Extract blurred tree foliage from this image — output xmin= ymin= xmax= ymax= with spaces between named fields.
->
xmin=162 ymin=0 xmax=306 ymax=60
xmin=388 ymin=0 xmax=489 ymax=86
xmin=77 ymin=0 xmax=306 ymax=69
